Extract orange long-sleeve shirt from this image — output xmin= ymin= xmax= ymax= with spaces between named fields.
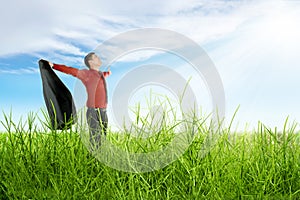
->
xmin=53 ymin=64 xmax=110 ymax=108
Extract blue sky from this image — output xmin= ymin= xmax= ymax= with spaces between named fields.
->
xmin=0 ymin=0 xmax=300 ymax=132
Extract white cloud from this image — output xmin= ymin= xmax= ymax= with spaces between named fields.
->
xmin=0 ymin=67 xmax=39 ymax=74
xmin=0 ymin=0 xmax=263 ymax=57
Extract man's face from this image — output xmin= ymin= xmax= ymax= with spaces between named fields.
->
xmin=91 ymin=54 xmax=102 ymax=67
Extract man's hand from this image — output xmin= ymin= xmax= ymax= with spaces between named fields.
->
xmin=48 ymin=61 xmax=54 ymax=68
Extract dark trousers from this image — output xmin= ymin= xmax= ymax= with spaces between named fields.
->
xmin=86 ymin=108 xmax=108 ymax=148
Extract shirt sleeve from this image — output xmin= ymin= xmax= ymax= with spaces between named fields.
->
xmin=52 ymin=64 xmax=79 ymax=77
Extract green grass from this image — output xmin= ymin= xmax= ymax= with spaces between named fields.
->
xmin=1 ymin=110 xmax=300 ymax=199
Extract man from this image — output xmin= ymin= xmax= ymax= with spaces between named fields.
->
xmin=47 ymin=52 xmax=111 ymax=148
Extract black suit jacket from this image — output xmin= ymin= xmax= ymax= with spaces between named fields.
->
xmin=39 ymin=59 xmax=76 ymax=130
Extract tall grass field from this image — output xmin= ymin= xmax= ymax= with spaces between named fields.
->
xmin=0 ymin=109 xmax=300 ymax=199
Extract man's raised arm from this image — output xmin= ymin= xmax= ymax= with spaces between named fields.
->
xmin=47 ymin=61 xmax=79 ymax=77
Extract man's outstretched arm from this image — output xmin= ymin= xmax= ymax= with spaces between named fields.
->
xmin=48 ymin=61 xmax=79 ymax=77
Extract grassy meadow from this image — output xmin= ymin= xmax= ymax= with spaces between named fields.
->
xmin=0 ymin=110 xmax=300 ymax=199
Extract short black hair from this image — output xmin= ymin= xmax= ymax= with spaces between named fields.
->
xmin=84 ymin=52 xmax=95 ymax=68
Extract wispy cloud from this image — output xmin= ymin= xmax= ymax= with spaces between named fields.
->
xmin=0 ymin=67 xmax=39 ymax=75
xmin=0 ymin=0 xmax=263 ymax=58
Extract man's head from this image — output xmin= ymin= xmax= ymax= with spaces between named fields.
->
xmin=84 ymin=52 xmax=102 ymax=70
